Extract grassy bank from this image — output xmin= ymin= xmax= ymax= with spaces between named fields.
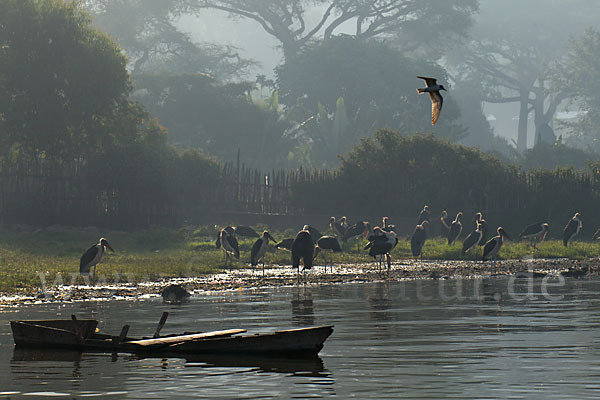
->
xmin=0 ymin=225 xmax=596 ymax=293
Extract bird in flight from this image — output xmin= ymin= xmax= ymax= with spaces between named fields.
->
xmin=417 ymin=76 xmax=446 ymax=125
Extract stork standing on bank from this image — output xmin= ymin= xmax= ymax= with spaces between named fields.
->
xmin=563 ymin=213 xmax=582 ymax=247
xmin=343 ymin=221 xmax=371 ymax=251
xmin=440 ymin=210 xmax=452 ymax=231
xmin=218 ymin=227 xmax=240 ymax=265
xmin=418 ymin=205 xmax=431 ymax=224
xmin=519 ymin=222 xmax=549 ymax=248
xmin=410 ymin=221 xmax=429 ymax=258
xmin=80 ymin=237 xmax=114 ymax=281
xmin=303 ymin=225 xmax=323 ymax=244
xmin=382 ymin=216 xmax=396 ymax=233
xmin=482 ymin=227 xmax=510 ymax=267
xmin=474 ymin=212 xmax=489 ymax=245
xmin=233 ymin=225 xmax=260 ymax=238
xmin=417 ymin=76 xmax=447 ymax=125
xmin=274 ymin=238 xmax=294 ymax=251
xmin=329 ymin=216 xmax=348 ymax=237
xmin=462 ymin=223 xmax=483 ymax=256
xmin=314 ymin=236 xmax=343 ymax=272
xmin=291 ymin=227 xmax=315 ymax=282
xmin=365 ymin=227 xmax=398 ymax=275
xmin=250 ymin=231 xmax=277 ymax=276
xmin=447 ymin=212 xmax=463 ymax=245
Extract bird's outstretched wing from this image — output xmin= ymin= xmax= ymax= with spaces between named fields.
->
xmin=417 ymin=76 xmax=438 ymax=87
xmin=429 ymin=91 xmax=443 ymax=125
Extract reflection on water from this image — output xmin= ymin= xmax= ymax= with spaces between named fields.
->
xmin=2 ymin=277 xmax=600 ymax=398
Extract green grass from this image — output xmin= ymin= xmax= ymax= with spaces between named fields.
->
xmin=0 ymin=225 xmax=596 ymax=293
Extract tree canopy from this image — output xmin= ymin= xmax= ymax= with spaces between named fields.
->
xmin=188 ymin=0 xmax=479 ymax=60
xmin=276 ymin=36 xmax=465 ymax=166
xmin=0 ymin=0 xmax=131 ymax=160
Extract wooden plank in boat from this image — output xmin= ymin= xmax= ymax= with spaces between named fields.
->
xmin=127 ymin=329 xmax=247 ymax=347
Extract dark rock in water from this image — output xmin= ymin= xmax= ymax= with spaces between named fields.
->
xmin=560 ymin=268 xmax=588 ymax=278
xmin=161 ymin=284 xmax=190 ymax=303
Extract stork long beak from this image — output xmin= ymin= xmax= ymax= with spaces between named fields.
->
xmin=267 ymin=232 xmax=277 ymax=242
xmin=106 ymin=243 xmax=115 ymax=252
xmin=541 ymin=231 xmax=548 ymax=242
xmin=502 ymin=231 xmax=511 ymax=241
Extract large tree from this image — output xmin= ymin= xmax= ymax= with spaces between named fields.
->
xmin=554 ymin=28 xmax=600 ymax=151
xmin=132 ymin=73 xmax=295 ymax=168
xmin=82 ymin=0 xmax=253 ymax=77
xmin=0 ymin=0 xmax=131 ymax=160
xmin=186 ymin=0 xmax=479 ymax=60
xmin=449 ymin=0 xmax=600 ymax=152
xmin=276 ymin=36 xmax=465 ymax=167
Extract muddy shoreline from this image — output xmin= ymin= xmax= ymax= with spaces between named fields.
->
xmin=1 ymin=258 xmax=596 ymax=305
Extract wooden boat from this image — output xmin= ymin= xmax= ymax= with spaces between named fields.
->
xmin=10 ymin=313 xmax=333 ymax=357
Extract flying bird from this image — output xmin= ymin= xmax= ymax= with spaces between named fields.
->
xmin=80 ymin=237 xmax=114 ymax=281
xmin=417 ymin=76 xmax=447 ymax=125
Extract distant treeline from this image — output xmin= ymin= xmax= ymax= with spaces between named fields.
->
xmin=1 ymin=131 xmax=600 ymax=237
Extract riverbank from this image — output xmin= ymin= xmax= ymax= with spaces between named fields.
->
xmin=0 ymin=257 xmax=595 ymax=305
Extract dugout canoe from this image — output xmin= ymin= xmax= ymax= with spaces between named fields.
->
xmin=10 ymin=314 xmax=333 ymax=356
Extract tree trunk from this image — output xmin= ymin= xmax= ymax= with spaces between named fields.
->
xmin=517 ymin=89 xmax=529 ymax=152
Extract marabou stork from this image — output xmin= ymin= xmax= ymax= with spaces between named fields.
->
xmin=382 ymin=216 xmax=396 ymax=233
xmin=233 ymin=225 xmax=260 ymax=238
xmin=274 ymin=238 xmax=294 ymax=251
xmin=329 ymin=216 xmax=348 ymax=237
xmin=80 ymin=237 xmax=114 ymax=281
xmin=291 ymin=228 xmax=315 ymax=280
xmin=519 ymin=222 xmax=549 ymax=248
xmin=462 ymin=223 xmax=483 ymax=256
xmin=417 ymin=76 xmax=447 ymax=125
xmin=302 ymin=225 xmax=323 ymax=244
xmin=250 ymin=231 xmax=277 ymax=276
xmin=563 ymin=213 xmax=582 ymax=247
xmin=418 ymin=205 xmax=431 ymax=224
xmin=343 ymin=221 xmax=371 ymax=251
xmin=219 ymin=228 xmax=240 ymax=265
xmin=482 ymin=227 xmax=510 ymax=266
xmin=447 ymin=212 xmax=463 ymax=245
xmin=474 ymin=212 xmax=489 ymax=245
xmin=314 ymin=236 xmax=343 ymax=272
xmin=440 ymin=210 xmax=452 ymax=231
xmin=410 ymin=220 xmax=429 ymax=258
xmin=215 ymin=226 xmax=235 ymax=249
xmin=365 ymin=228 xmax=398 ymax=275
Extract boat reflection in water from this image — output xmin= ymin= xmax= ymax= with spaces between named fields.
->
xmin=12 ymin=347 xmax=329 ymax=377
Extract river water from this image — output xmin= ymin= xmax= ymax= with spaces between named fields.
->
xmin=1 ymin=276 xmax=600 ymax=399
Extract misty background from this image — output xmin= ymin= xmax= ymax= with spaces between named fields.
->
xmin=83 ymin=0 xmax=600 ymax=169
xmin=3 ymin=0 xmax=600 ymax=229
